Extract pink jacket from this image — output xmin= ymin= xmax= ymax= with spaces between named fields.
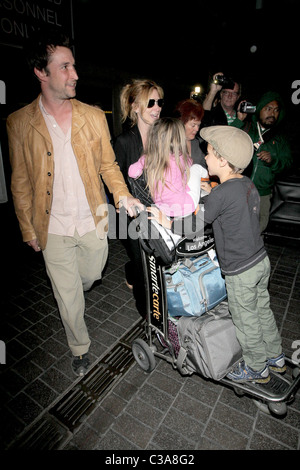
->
xmin=128 ymin=154 xmax=195 ymax=216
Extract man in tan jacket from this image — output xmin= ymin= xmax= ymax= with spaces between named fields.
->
xmin=6 ymin=30 xmax=142 ymax=376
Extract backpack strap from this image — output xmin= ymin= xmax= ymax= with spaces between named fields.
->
xmin=176 ymin=347 xmax=192 ymax=376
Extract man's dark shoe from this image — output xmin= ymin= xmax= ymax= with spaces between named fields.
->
xmin=72 ymin=353 xmax=90 ymax=377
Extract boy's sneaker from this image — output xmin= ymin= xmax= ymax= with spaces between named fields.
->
xmin=267 ymin=353 xmax=286 ymax=374
xmin=227 ymin=361 xmax=270 ymax=384
xmin=72 ymin=353 xmax=90 ymax=377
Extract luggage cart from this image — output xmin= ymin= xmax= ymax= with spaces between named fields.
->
xmin=132 ymin=228 xmax=300 ymax=418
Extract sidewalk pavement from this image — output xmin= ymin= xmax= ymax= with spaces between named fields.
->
xmin=0 ymin=236 xmax=299 ymax=452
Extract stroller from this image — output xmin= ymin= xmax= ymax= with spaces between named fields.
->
xmin=129 ymin=175 xmax=300 ymax=417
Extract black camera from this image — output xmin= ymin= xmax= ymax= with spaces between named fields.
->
xmin=239 ymin=102 xmax=256 ymax=113
xmin=213 ymin=75 xmax=235 ymax=90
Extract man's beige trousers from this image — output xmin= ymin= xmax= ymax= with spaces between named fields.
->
xmin=43 ymin=230 xmax=108 ymax=356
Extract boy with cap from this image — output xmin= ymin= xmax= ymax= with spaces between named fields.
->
xmin=147 ymin=125 xmax=285 ymax=383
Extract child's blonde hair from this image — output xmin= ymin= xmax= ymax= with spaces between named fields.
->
xmin=144 ymin=117 xmax=190 ymax=198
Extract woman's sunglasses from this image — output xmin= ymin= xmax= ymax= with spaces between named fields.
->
xmin=147 ymin=99 xmax=164 ymax=108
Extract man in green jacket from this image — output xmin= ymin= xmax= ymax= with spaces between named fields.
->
xmin=233 ymin=91 xmax=292 ymax=232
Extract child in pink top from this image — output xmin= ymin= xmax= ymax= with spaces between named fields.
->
xmin=128 ymin=117 xmax=209 ymax=217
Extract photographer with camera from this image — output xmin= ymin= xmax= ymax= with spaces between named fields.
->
xmin=201 ymin=72 xmax=247 ymax=128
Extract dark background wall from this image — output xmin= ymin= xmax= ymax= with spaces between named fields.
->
xmin=0 ymin=0 xmax=299 ymax=206
xmin=1 ymin=0 xmax=300 ymax=130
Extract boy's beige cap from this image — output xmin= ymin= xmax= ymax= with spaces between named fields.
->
xmin=200 ymin=125 xmax=253 ymax=169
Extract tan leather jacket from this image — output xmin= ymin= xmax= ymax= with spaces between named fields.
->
xmin=6 ymin=96 xmax=132 ymax=250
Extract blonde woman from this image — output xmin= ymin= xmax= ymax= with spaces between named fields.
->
xmin=113 ymin=79 xmax=164 ymax=315
xmin=128 ymin=117 xmax=208 ymax=217
xmin=114 ymin=79 xmax=164 ymax=185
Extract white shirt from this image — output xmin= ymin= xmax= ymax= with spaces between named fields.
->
xmin=40 ymin=98 xmax=95 ymax=237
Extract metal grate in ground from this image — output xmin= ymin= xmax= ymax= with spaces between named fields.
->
xmin=9 ymin=318 xmax=146 ymax=449
xmin=49 ymin=318 xmax=145 ymax=431
xmin=8 ymin=414 xmax=71 ymax=450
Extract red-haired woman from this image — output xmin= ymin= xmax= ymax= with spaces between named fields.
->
xmin=175 ymin=99 xmax=206 ymax=167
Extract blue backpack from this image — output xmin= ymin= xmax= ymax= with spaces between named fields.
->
xmin=165 ymin=253 xmax=227 ymax=317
